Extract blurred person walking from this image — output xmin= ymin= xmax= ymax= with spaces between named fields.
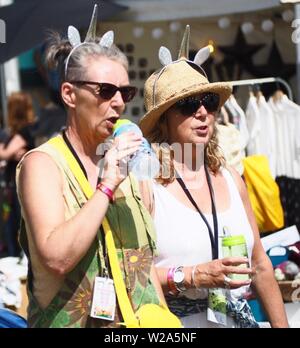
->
xmin=0 ymin=92 xmax=36 ymax=256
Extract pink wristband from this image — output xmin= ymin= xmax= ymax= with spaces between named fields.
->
xmin=97 ymin=183 xmax=114 ymax=202
xmin=167 ymin=267 xmax=178 ymax=296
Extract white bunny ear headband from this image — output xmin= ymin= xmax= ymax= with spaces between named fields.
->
xmin=158 ymin=25 xmax=212 ymax=78
xmin=150 ymin=25 xmax=213 ymax=107
xmin=64 ymin=4 xmax=114 ymax=79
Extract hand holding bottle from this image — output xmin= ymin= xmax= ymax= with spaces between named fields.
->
xmin=101 ymin=132 xmax=142 ymax=190
xmin=112 ymin=119 xmax=160 ymax=180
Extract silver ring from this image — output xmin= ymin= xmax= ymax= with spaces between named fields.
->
xmin=223 ymin=275 xmax=232 ymax=288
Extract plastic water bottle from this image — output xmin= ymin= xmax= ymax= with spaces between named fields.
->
xmin=112 ymin=119 xmax=160 ymax=180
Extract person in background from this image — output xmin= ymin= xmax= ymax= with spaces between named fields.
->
xmin=0 ymin=92 xmax=36 ymax=256
xmin=139 ymin=26 xmax=288 ymax=328
xmin=15 ymin=6 xmax=165 ymax=328
xmin=0 ymin=128 xmax=10 ymax=256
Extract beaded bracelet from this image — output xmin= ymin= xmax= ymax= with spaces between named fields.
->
xmin=96 ymin=183 xmax=114 ymax=202
xmin=191 ymin=265 xmax=209 ymax=297
xmin=191 ymin=265 xmax=199 ymax=289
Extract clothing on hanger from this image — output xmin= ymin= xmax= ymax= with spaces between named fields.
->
xmin=218 ymin=106 xmax=230 ymax=125
xmin=245 ymin=94 xmax=261 ymax=156
xmin=268 ymin=94 xmax=300 ymax=179
xmin=255 ymin=94 xmax=277 ymax=178
xmin=229 ymin=79 xmax=299 ymax=234
xmin=216 ymin=123 xmax=244 ymax=175
xmin=226 ymin=95 xmax=249 ymax=154
xmin=243 ymin=155 xmax=284 ymax=232
xmin=224 ymin=100 xmax=240 ymax=128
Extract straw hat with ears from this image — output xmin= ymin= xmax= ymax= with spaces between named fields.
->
xmin=139 ymin=25 xmax=232 ymax=138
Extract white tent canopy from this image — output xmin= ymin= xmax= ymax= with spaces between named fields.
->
xmin=116 ymin=0 xmax=283 ymax=22
xmin=281 ymin=1 xmax=300 ymax=4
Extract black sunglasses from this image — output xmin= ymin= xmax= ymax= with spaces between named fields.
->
xmin=174 ymin=93 xmax=220 ymax=116
xmin=70 ymin=80 xmax=137 ymax=103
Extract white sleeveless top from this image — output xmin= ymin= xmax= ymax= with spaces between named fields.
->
xmin=153 ymin=168 xmax=254 ymax=299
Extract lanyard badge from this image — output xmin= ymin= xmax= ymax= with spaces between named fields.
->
xmin=176 ymin=165 xmax=229 ymax=325
xmin=90 ymin=276 xmax=116 ymax=321
xmin=91 ymin=228 xmax=116 ymax=321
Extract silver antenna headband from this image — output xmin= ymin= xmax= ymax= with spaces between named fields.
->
xmin=158 ymin=25 xmax=212 ymax=73
xmin=64 ymin=4 xmax=114 ymax=80
xmin=152 ymin=26 xmax=211 ymax=107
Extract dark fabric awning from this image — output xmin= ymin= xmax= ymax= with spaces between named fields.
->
xmin=0 ymin=0 xmax=128 ymax=64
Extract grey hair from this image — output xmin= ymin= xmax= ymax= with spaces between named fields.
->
xmin=45 ymin=31 xmax=128 ymax=85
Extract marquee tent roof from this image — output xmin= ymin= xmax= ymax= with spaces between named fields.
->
xmin=115 ymin=0 xmax=286 ymax=22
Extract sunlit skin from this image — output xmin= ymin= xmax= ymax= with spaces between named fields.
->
xmin=166 ymin=102 xmax=215 ymax=149
xmin=165 ymin=101 xmax=215 ymax=175
xmin=163 ymin=102 xmax=224 ymax=212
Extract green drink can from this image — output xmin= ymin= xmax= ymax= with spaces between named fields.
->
xmin=222 ymin=235 xmax=250 ymax=281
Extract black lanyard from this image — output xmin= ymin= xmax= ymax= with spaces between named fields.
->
xmin=62 ymin=130 xmax=101 ymax=185
xmin=175 ymin=165 xmax=219 ymax=260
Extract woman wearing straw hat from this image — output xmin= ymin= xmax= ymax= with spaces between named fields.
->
xmin=139 ymin=26 xmax=288 ymax=328
xmin=15 ymin=5 xmax=166 ymax=328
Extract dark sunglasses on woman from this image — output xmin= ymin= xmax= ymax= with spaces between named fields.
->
xmin=70 ymin=80 xmax=137 ymax=103
xmin=174 ymin=93 xmax=220 ymax=116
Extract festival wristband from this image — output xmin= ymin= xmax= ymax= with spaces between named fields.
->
xmin=96 ymin=183 xmax=114 ymax=202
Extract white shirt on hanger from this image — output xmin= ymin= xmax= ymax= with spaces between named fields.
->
xmin=225 ymin=96 xmax=250 ymax=155
xmin=224 ymin=98 xmax=240 ymax=128
xmin=268 ymin=94 xmax=300 ymax=178
xmin=245 ymin=95 xmax=261 ymax=156
xmin=256 ymin=94 xmax=277 ymax=178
